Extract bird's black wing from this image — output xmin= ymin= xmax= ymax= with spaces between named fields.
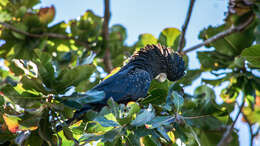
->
xmin=90 ymin=66 xmax=152 ymax=104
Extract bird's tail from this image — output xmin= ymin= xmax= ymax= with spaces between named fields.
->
xmin=56 ymin=90 xmax=105 ymax=132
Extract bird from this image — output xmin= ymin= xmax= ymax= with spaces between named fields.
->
xmin=62 ymin=44 xmax=185 ymax=128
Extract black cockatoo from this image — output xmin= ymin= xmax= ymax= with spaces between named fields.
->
xmin=64 ymin=44 xmax=185 ymax=126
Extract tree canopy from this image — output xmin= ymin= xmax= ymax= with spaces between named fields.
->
xmin=0 ymin=0 xmax=259 ymax=146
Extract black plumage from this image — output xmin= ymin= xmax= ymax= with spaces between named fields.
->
xmin=66 ymin=44 xmax=185 ymax=126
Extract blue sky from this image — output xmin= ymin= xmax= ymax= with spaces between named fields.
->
xmin=38 ymin=0 xmax=256 ymax=145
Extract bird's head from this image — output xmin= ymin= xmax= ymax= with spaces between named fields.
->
xmin=129 ymin=44 xmax=185 ymax=81
xmin=165 ymin=52 xmax=185 ymax=81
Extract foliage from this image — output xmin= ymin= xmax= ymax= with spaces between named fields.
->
xmin=0 ymin=0 xmax=259 ymax=146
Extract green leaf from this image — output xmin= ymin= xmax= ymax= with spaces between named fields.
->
xmin=142 ymin=89 xmax=167 ymax=105
xmin=127 ymin=102 xmax=140 ymax=118
xmin=110 ymin=24 xmax=127 ymax=42
xmin=70 ymin=10 xmax=102 ymax=41
xmin=62 ymin=126 xmax=74 ymax=140
xmin=126 ymin=133 xmax=141 ymax=146
xmin=0 ymin=95 xmax=4 ymax=106
xmin=22 ymin=0 xmax=40 ymax=8
xmin=107 ymin=98 xmax=120 ymax=119
xmin=0 ymin=0 xmax=9 ymax=6
xmin=199 ymin=130 xmax=239 ymax=146
xmin=21 ymin=76 xmax=48 ymax=95
xmin=1 ymin=85 xmax=42 ymax=108
xmin=197 ymin=51 xmax=232 ymax=71
xmin=58 ymin=64 xmax=96 ymax=92
xmin=164 ymin=84 xmax=183 ymax=111
xmin=220 ymin=86 xmax=239 ymax=103
xmin=149 ymin=79 xmax=169 ymax=91
xmin=241 ymin=44 xmax=260 ymax=67
xmin=141 ymin=136 xmax=159 ymax=146
xmin=199 ymin=24 xmax=255 ymax=56
xmin=56 ymin=131 xmax=74 ymax=146
xmin=0 ymin=131 xmax=15 ymax=144
xmin=194 ymin=85 xmax=216 ymax=100
xmin=79 ymin=133 xmax=103 ymax=143
xmin=8 ymin=61 xmax=24 ymax=76
xmin=38 ymin=109 xmax=55 ymax=146
xmin=172 ymin=91 xmax=184 ymax=112
xmin=94 ymin=116 xmax=119 ymax=127
xmin=11 ymin=23 xmax=28 ymax=40
xmin=135 ymin=33 xmax=158 ymax=48
xmin=202 ymin=75 xmax=230 ymax=86
xmin=80 ymin=128 xmax=122 ymax=143
xmin=102 ymin=128 xmax=122 ymax=142
xmin=146 ymin=116 xmax=174 ymax=129
xmin=243 ymin=106 xmax=260 ymax=124
xmin=0 ymin=11 xmax=11 ymax=22
xmin=131 ymin=104 xmax=155 ymax=127
xmin=24 ymin=131 xmax=43 ymax=146
xmin=194 ymin=85 xmax=219 ymax=114
xmin=34 ymin=50 xmax=56 ymax=90
xmin=177 ymin=69 xmax=201 ymax=86
xmin=158 ymin=28 xmax=181 ymax=50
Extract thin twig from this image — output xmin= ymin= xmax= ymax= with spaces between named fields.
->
xmin=183 ymin=15 xmax=254 ymax=54
xmin=177 ymin=0 xmax=196 ymax=52
xmin=217 ymin=99 xmax=245 ymax=146
xmin=253 ymin=127 xmax=260 ymax=137
xmin=0 ymin=22 xmax=89 ymax=48
xmin=102 ymin=0 xmax=113 ymax=72
xmin=242 ymin=113 xmax=254 ymax=146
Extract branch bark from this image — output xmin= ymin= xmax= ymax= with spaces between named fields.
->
xmin=217 ymin=99 xmax=245 ymax=146
xmin=177 ymin=0 xmax=196 ymax=52
xmin=0 ymin=22 xmax=90 ymax=48
xmin=102 ymin=0 xmax=113 ymax=72
xmin=183 ymin=15 xmax=254 ymax=54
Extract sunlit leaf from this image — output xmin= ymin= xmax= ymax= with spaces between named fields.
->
xmin=62 ymin=126 xmax=74 ymax=140
xmin=3 ymin=114 xmax=20 ymax=133
xmin=243 ymin=106 xmax=260 ymax=124
xmin=158 ymin=28 xmax=181 ymax=50
xmin=0 ymin=11 xmax=11 ymax=22
xmin=135 ymin=33 xmax=158 ymax=48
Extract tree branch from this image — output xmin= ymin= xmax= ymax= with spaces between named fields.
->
xmin=0 ymin=22 xmax=90 ymax=48
xmin=217 ymin=99 xmax=245 ymax=146
xmin=177 ymin=0 xmax=196 ymax=52
xmin=102 ymin=0 xmax=113 ymax=72
xmin=183 ymin=15 xmax=254 ymax=54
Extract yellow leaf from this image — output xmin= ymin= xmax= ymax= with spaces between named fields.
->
xmin=38 ymin=5 xmax=55 ymax=24
xmin=3 ymin=114 xmax=20 ymax=133
xmin=167 ymin=131 xmax=176 ymax=143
